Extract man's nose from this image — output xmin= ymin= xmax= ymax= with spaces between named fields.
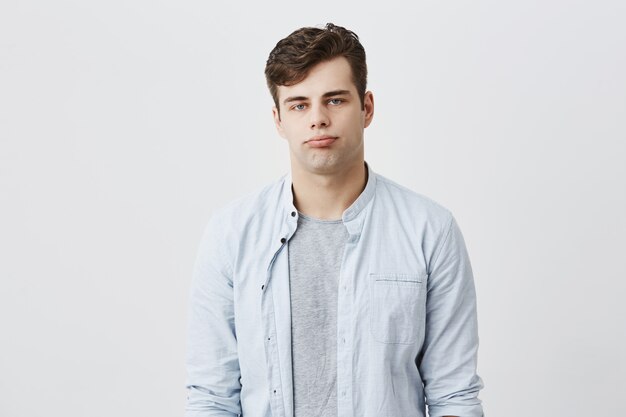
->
xmin=309 ymin=104 xmax=330 ymax=129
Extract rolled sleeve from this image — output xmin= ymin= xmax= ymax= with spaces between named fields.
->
xmin=419 ymin=213 xmax=485 ymax=417
xmin=185 ymin=212 xmax=242 ymax=417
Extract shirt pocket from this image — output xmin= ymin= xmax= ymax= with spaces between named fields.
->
xmin=369 ymin=272 xmax=426 ymax=344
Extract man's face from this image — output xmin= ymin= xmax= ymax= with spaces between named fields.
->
xmin=272 ymin=56 xmax=374 ymax=175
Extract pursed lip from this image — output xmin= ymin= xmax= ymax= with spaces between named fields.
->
xmin=306 ymin=135 xmax=338 ymax=143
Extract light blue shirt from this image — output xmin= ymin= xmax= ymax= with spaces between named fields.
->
xmin=185 ymin=160 xmax=485 ymax=417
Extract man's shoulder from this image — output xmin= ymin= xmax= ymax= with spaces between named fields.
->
xmin=374 ymin=172 xmax=453 ymax=223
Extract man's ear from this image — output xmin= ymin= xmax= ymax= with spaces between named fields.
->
xmin=363 ymin=91 xmax=374 ymax=128
xmin=272 ymin=106 xmax=286 ymax=139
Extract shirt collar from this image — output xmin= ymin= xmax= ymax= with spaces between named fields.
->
xmin=281 ymin=160 xmax=377 ymax=234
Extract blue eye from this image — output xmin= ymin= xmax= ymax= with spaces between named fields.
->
xmin=292 ymin=104 xmax=306 ymax=111
xmin=329 ymin=98 xmax=343 ymax=105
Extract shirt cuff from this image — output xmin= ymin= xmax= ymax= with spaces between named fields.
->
xmin=427 ymin=403 xmax=484 ymax=417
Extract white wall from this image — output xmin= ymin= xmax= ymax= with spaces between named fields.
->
xmin=1 ymin=1 xmax=624 ymax=416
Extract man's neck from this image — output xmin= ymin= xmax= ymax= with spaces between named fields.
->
xmin=290 ymin=161 xmax=367 ymax=221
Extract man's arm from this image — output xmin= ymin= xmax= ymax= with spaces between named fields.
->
xmin=185 ymin=212 xmax=242 ymax=417
xmin=417 ymin=213 xmax=485 ymax=417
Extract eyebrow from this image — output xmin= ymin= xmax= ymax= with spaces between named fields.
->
xmin=282 ymin=89 xmax=352 ymax=106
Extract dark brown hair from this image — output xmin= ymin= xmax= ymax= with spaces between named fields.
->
xmin=265 ymin=23 xmax=367 ymax=118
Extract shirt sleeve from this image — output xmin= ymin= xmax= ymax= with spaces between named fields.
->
xmin=418 ymin=213 xmax=485 ymax=417
xmin=185 ymin=211 xmax=242 ymax=417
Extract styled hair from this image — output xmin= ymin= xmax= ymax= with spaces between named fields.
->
xmin=264 ymin=23 xmax=367 ymax=118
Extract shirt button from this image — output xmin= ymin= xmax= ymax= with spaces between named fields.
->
xmin=280 ymin=237 xmax=286 ymax=244
xmin=341 ymin=391 xmax=346 ymax=397
xmin=342 ymin=337 xmax=346 ymax=344
xmin=291 ymin=211 xmax=296 ymax=217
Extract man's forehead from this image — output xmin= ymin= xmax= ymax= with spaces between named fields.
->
xmin=277 ymin=56 xmax=355 ymax=100
xmin=279 ymin=84 xmax=353 ymax=98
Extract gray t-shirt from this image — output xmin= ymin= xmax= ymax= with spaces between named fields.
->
xmin=288 ymin=211 xmax=349 ymax=417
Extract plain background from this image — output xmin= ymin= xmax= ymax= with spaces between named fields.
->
xmin=1 ymin=1 xmax=625 ymax=416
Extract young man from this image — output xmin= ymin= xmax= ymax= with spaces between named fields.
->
xmin=185 ymin=23 xmax=485 ymax=417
